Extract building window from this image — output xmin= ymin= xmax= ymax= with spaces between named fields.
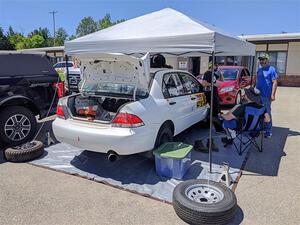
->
xmin=256 ymin=51 xmax=287 ymax=74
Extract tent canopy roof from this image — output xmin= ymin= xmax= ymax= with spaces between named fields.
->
xmin=65 ymin=8 xmax=255 ymax=56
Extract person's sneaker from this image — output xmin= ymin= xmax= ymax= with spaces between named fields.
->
xmin=221 ymin=137 xmax=233 ymax=146
xmin=264 ymin=132 xmax=272 ymax=138
xmin=206 ymin=138 xmax=219 ymax=152
xmin=194 ymin=140 xmax=208 ymax=153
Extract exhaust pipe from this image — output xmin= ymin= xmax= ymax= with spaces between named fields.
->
xmin=107 ymin=151 xmax=118 ymax=162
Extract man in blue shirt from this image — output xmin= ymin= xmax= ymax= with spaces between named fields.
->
xmin=256 ymin=53 xmax=278 ymax=138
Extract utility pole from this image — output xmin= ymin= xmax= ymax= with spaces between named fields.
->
xmin=49 ymin=11 xmax=58 ymax=46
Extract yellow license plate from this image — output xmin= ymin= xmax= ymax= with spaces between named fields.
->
xmin=194 ymin=93 xmax=206 ymax=108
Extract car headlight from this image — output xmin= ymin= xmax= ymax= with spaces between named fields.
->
xmin=219 ymin=86 xmax=235 ymax=93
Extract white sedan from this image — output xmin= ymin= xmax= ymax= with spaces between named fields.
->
xmin=52 ymin=54 xmax=208 ymax=156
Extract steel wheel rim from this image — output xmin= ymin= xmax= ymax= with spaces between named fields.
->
xmin=13 ymin=141 xmax=37 ymax=150
xmin=185 ymin=184 xmax=224 ymax=204
xmin=4 ymin=114 xmax=31 ymax=141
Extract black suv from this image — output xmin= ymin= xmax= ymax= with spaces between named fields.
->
xmin=0 ymin=52 xmax=61 ymax=146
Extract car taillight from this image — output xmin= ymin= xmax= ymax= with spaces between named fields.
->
xmin=112 ymin=112 xmax=144 ymax=128
xmin=56 ymin=105 xmax=65 ymax=119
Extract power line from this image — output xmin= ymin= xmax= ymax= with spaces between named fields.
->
xmin=49 ymin=11 xmax=58 ymax=46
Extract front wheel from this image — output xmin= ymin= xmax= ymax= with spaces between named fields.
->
xmin=0 ymin=106 xmax=37 ymax=146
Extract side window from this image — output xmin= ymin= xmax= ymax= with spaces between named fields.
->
xmin=162 ymin=73 xmax=185 ymax=98
xmin=179 ymin=73 xmax=202 ymax=94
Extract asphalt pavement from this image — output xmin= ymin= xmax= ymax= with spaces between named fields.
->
xmin=0 ymin=87 xmax=299 ymax=225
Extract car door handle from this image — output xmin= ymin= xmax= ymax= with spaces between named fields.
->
xmin=169 ymin=101 xmax=176 ymax=105
xmin=191 ymin=97 xmax=196 ymax=100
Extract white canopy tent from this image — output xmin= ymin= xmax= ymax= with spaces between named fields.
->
xmin=65 ymin=8 xmax=255 ymax=56
xmin=65 ymin=8 xmax=256 ymax=172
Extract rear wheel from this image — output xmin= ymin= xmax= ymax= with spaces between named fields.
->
xmin=0 ymin=106 xmax=37 ymax=146
xmin=154 ymin=125 xmax=173 ymax=148
xmin=142 ymin=124 xmax=173 ymax=159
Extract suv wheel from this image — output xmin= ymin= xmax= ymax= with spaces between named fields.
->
xmin=0 ymin=106 xmax=37 ymax=146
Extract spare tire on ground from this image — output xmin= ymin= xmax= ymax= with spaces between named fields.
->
xmin=4 ymin=140 xmax=44 ymax=162
xmin=172 ymin=179 xmax=237 ymax=225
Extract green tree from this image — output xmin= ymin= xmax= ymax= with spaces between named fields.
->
xmin=29 ymin=27 xmax=50 ymax=39
xmin=15 ymin=35 xmax=45 ymax=49
xmin=114 ymin=19 xmax=125 ymax=25
xmin=98 ymin=14 xmax=113 ymax=30
xmin=29 ymin=27 xmax=50 ymax=47
xmin=55 ymin=27 xmax=68 ymax=46
xmin=7 ymin=26 xmax=16 ymax=37
xmin=9 ymin=33 xmax=25 ymax=49
xmin=98 ymin=14 xmax=125 ymax=30
xmin=76 ymin=16 xmax=97 ymax=37
xmin=68 ymin=34 xmax=77 ymax=41
xmin=0 ymin=27 xmax=14 ymax=50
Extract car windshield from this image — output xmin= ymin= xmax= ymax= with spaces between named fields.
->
xmin=82 ymin=82 xmax=148 ymax=98
xmin=220 ymin=69 xmax=239 ymax=81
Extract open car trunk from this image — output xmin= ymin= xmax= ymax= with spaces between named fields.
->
xmin=67 ymin=94 xmax=132 ymax=122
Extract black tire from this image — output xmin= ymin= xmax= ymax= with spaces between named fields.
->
xmin=173 ymin=179 xmax=237 ymax=225
xmin=154 ymin=124 xmax=173 ymax=148
xmin=0 ymin=106 xmax=37 ymax=146
xmin=4 ymin=140 xmax=44 ymax=162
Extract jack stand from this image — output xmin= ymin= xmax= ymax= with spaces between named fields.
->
xmin=217 ymin=162 xmax=234 ymax=188
xmin=44 ymin=131 xmax=55 ymax=147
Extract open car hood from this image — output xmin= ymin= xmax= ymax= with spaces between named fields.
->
xmin=77 ymin=53 xmax=150 ymax=97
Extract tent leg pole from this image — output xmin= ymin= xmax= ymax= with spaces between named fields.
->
xmin=65 ymin=55 xmax=70 ymax=92
xmin=209 ymin=52 xmax=215 ymax=173
xmin=250 ymin=55 xmax=255 ymax=87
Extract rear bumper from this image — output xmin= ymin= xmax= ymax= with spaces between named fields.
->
xmin=52 ymin=118 xmax=159 ymax=155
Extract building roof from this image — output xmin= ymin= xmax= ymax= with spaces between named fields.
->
xmin=21 ymin=46 xmax=65 ymax=52
xmin=239 ymin=32 xmax=300 ymax=41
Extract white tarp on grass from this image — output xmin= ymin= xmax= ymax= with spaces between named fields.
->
xmin=65 ymin=8 xmax=255 ymax=56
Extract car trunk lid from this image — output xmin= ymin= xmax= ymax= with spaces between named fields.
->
xmin=78 ymin=53 xmax=150 ymax=100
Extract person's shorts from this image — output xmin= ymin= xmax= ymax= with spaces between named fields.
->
xmin=223 ymin=119 xmax=237 ymax=129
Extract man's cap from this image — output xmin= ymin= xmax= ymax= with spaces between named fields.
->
xmin=258 ymin=53 xmax=270 ymax=60
xmin=244 ymin=87 xmax=261 ymax=104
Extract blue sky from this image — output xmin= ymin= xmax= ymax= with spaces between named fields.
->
xmin=0 ymin=0 xmax=299 ymax=37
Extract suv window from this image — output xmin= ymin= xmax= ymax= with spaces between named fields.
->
xmin=178 ymin=73 xmax=203 ymax=94
xmin=162 ymin=73 xmax=185 ymax=98
xmin=54 ymin=63 xmax=62 ymax=68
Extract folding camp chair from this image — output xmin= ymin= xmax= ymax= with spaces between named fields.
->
xmin=228 ymin=106 xmax=265 ymax=155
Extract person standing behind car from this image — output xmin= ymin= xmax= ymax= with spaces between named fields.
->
xmin=202 ymin=62 xmax=223 ymax=117
xmin=256 ymin=53 xmax=278 ymax=138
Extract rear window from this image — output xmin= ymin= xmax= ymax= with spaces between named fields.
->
xmin=82 ymin=82 xmax=148 ymax=97
xmin=220 ymin=69 xmax=239 ymax=81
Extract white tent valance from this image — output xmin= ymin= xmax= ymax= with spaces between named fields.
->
xmin=65 ymin=8 xmax=255 ymax=56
